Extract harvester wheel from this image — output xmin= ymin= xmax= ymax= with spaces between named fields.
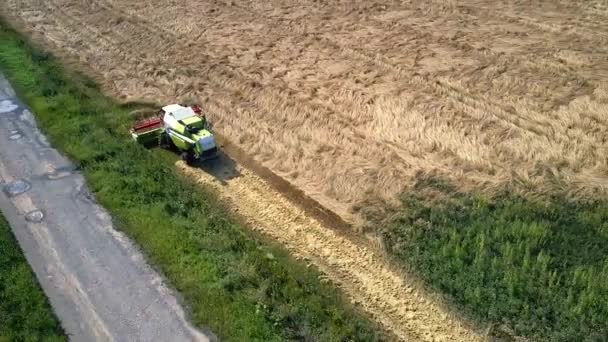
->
xmin=181 ymin=151 xmax=195 ymax=165
xmin=160 ymin=132 xmax=175 ymax=150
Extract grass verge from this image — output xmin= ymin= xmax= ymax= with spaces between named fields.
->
xmin=0 ymin=214 xmax=66 ymax=341
xmin=381 ymin=178 xmax=608 ymax=341
xmin=0 ymin=20 xmax=384 ymax=341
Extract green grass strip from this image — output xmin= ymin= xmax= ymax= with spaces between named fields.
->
xmin=0 ymin=21 xmax=383 ymax=341
xmin=0 ymin=214 xmax=66 ymax=342
xmin=383 ymin=178 xmax=608 ymax=341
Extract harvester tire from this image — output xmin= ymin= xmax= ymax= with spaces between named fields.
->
xmin=160 ymin=132 xmax=175 ymax=150
xmin=181 ymin=151 xmax=195 ymax=165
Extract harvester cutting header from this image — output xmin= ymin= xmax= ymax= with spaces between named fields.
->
xmin=130 ymin=104 xmax=218 ymax=164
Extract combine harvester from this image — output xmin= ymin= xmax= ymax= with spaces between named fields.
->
xmin=130 ymin=104 xmax=218 ymax=164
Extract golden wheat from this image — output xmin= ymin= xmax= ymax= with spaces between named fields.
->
xmin=3 ymin=0 xmax=608 ymax=225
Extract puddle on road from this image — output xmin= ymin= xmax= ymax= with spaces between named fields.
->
xmin=73 ymin=183 xmax=95 ymax=204
xmin=45 ymin=167 xmax=75 ymax=180
xmin=0 ymin=99 xmax=18 ymax=113
xmin=19 ymin=109 xmax=36 ymax=126
xmin=36 ymin=133 xmax=50 ymax=147
xmin=9 ymin=133 xmax=22 ymax=140
xmin=25 ymin=209 xmax=45 ymax=223
xmin=3 ymin=179 xmax=32 ymax=197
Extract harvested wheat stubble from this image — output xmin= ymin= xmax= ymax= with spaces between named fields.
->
xmin=177 ymin=162 xmax=482 ymax=342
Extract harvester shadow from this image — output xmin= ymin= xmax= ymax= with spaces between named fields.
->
xmin=194 ymin=150 xmax=241 ymax=185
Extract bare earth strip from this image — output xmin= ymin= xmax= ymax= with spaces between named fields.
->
xmin=178 ymin=162 xmax=482 ymax=342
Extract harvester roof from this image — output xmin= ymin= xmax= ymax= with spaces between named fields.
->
xmin=162 ymin=104 xmax=196 ymax=121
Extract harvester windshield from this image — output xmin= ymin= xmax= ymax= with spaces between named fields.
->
xmin=186 ymin=125 xmax=201 ymax=134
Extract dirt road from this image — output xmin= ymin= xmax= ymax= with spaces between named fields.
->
xmin=0 ymin=74 xmax=212 ymax=341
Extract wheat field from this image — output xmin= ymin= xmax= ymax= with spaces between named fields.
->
xmin=4 ymin=0 xmax=608 ymax=225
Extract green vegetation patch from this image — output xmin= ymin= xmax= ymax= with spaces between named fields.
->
xmin=0 ymin=214 xmax=66 ymax=341
xmin=0 ymin=20 xmax=383 ymax=341
xmin=382 ymin=178 xmax=608 ymax=341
